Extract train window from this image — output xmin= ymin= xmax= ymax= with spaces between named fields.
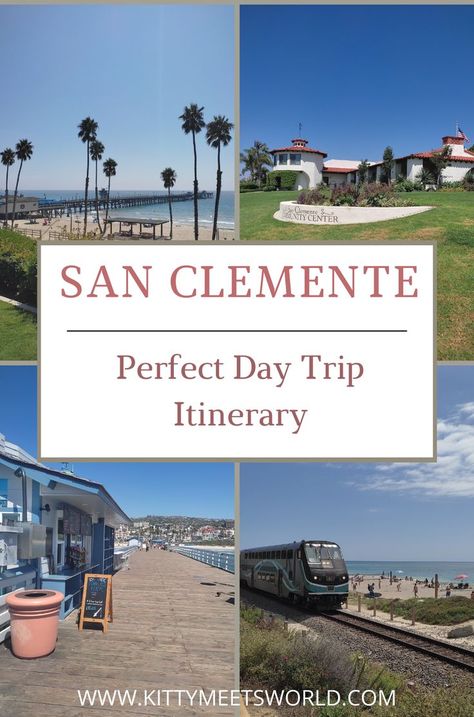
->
xmin=271 ymin=551 xmax=275 ymax=559
xmin=276 ymin=551 xmax=281 ymax=559
xmin=281 ymin=550 xmax=286 ymax=559
xmin=288 ymin=550 xmax=293 ymax=558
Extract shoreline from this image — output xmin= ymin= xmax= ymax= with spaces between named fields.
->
xmin=10 ymin=215 xmax=235 ymax=241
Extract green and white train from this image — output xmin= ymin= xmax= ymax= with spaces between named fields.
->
xmin=240 ymin=539 xmax=349 ymax=608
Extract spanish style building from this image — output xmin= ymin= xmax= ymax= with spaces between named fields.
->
xmin=270 ymin=134 xmax=474 ymax=189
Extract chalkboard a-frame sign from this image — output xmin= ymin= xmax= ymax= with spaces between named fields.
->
xmin=79 ymin=574 xmax=113 ymax=633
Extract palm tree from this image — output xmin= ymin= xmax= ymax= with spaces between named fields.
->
xmin=90 ymin=139 xmax=105 ymax=233
xmin=102 ymin=158 xmax=117 ymax=237
xmin=240 ymin=141 xmax=272 ymax=187
xmin=1 ymin=148 xmax=15 ymax=228
xmin=10 ymin=139 xmax=33 ymax=228
xmin=77 ymin=116 xmax=98 ymax=236
xmin=206 ymin=116 xmax=233 ymax=241
xmin=179 ymin=104 xmax=205 ymax=240
xmin=160 ymin=167 xmax=177 ymax=238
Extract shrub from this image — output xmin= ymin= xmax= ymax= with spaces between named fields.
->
xmin=0 ymin=229 xmax=37 ymax=305
xmin=266 ymin=170 xmax=299 ymax=191
xmin=358 ymin=182 xmax=414 ymax=207
xmin=240 ymin=180 xmax=259 ymax=193
xmin=331 ymin=185 xmax=358 ymax=206
xmin=394 ymin=178 xmax=423 ymax=192
xmin=363 ymin=596 xmax=474 ymax=625
xmin=463 ymin=170 xmax=474 ymax=191
xmin=297 ymin=185 xmax=332 ymax=205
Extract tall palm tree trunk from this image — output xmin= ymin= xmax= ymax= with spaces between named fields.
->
xmin=94 ymin=160 xmax=102 ymax=234
xmin=212 ymin=142 xmax=222 ymax=241
xmin=4 ymin=167 xmax=10 ymax=228
xmin=192 ymin=131 xmax=198 ymax=240
xmin=83 ymin=142 xmax=90 ymax=236
xmin=10 ymin=161 xmax=24 ymax=229
xmin=103 ymin=176 xmax=111 ymax=238
xmin=168 ymin=187 xmax=173 ymax=238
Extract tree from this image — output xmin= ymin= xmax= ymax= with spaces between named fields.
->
xmin=418 ymin=167 xmax=435 ymax=189
xmin=77 ymin=117 xmax=98 ymax=236
xmin=240 ymin=141 xmax=272 ymax=187
xmin=160 ymin=167 xmax=177 ymax=238
xmin=179 ymin=104 xmax=205 ymax=240
xmin=429 ymin=146 xmax=452 ymax=187
xmin=206 ymin=115 xmax=233 ymax=241
xmin=1 ymin=148 xmax=15 ymax=228
xmin=102 ymin=158 xmax=117 ymax=237
xmin=10 ymin=139 xmax=33 ymax=228
xmin=357 ymin=159 xmax=370 ymax=184
xmin=382 ymin=146 xmax=394 ymax=184
xmin=90 ymin=139 xmax=105 ymax=234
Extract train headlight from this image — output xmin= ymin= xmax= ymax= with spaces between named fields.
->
xmin=313 ymin=576 xmax=319 ymax=581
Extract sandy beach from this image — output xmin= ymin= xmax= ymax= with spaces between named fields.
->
xmin=13 ymin=215 xmax=235 ymax=241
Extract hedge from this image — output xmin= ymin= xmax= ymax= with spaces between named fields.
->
xmin=0 ymin=229 xmax=37 ymax=305
xmin=266 ymin=170 xmax=298 ymax=191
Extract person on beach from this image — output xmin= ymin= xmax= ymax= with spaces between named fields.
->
xmin=413 ymin=583 xmax=418 ymax=597
xmin=397 ymin=582 xmax=401 ymax=592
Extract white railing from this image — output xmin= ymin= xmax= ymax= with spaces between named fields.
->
xmin=172 ymin=546 xmax=234 ymax=573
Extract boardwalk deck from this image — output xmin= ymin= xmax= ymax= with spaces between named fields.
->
xmin=0 ymin=550 xmax=235 ymax=716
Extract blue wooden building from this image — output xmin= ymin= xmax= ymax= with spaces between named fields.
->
xmin=0 ymin=435 xmax=130 ymax=638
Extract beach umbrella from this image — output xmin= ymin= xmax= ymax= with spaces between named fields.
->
xmin=455 ymin=574 xmax=468 ymax=580
xmin=396 ymin=570 xmax=404 ymax=573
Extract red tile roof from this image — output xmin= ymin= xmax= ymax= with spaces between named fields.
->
xmin=323 ymin=167 xmax=355 ymax=174
xmin=271 ymin=146 xmax=327 ymax=157
xmin=371 ymin=148 xmax=474 ymax=166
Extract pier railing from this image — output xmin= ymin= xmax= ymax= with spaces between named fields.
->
xmin=172 ymin=546 xmax=234 ymax=573
xmin=113 ymin=545 xmax=139 ymax=572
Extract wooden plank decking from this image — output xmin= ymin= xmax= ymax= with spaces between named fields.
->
xmin=0 ymin=549 xmax=235 ymax=716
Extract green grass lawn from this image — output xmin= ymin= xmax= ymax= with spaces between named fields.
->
xmin=240 ymin=190 xmax=474 ymax=359
xmin=0 ymin=301 xmax=37 ymax=360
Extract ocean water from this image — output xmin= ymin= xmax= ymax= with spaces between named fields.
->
xmin=347 ymin=561 xmax=474 ymax=584
xmin=20 ymin=189 xmax=235 ymax=229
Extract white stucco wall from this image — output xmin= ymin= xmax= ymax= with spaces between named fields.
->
xmin=407 ymin=159 xmax=422 ymax=182
xmin=273 ymin=152 xmax=324 ymax=189
xmin=275 ymin=201 xmax=433 ymax=225
xmin=441 ymin=162 xmax=474 ymax=182
xmin=324 ymin=173 xmax=351 ymax=188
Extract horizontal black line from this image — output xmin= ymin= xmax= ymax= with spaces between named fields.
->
xmin=66 ymin=329 xmax=407 ymax=333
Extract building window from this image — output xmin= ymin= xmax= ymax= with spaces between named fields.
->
xmin=289 ymin=153 xmax=301 ymax=165
xmin=0 ymin=478 xmax=7 ymax=509
xmin=273 ymin=155 xmax=277 ymax=166
xmin=278 ymin=153 xmax=288 ymax=165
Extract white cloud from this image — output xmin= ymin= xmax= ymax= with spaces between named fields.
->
xmin=360 ymin=402 xmax=474 ymax=497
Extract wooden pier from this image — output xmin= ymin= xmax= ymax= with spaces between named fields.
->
xmin=37 ymin=191 xmax=213 ymax=218
xmin=0 ymin=549 xmax=235 ymax=716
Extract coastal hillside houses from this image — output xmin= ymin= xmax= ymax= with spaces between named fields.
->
xmin=0 ymin=434 xmax=130 ymax=641
xmin=269 ymin=133 xmax=474 ymax=189
xmin=115 ymin=518 xmax=234 ymax=547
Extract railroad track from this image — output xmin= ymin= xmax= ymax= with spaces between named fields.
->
xmin=322 ymin=610 xmax=474 ymax=672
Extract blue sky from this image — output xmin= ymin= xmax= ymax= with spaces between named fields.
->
xmin=241 ymin=5 xmax=474 ymax=160
xmin=0 ymin=5 xmax=234 ymax=191
xmin=0 ymin=367 xmax=234 ymax=519
xmin=241 ymin=366 xmax=474 ymax=561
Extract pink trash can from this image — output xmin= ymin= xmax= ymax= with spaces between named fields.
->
xmin=6 ymin=589 xmax=63 ymax=659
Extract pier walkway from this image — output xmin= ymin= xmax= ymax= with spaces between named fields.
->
xmin=0 ymin=549 xmax=235 ymax=716
xmin=37 ymin=191 xmax=213 ymax=218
